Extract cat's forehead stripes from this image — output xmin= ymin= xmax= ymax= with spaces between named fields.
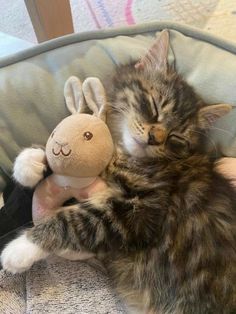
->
xmin=122 ymin=87 xmax=137 ymax=106
xmin=117 ymin=78 xmax=157 ymax=117
xmin=110 ymin=62 xmax=203 ymax=131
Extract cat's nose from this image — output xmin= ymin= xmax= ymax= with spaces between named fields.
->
xmin=148 ymin=126 xmax=166 ymax=145
xmin=148 ymin=132 xmax=157 ymax=145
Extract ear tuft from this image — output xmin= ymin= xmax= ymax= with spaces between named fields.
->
xmin=135 ymin=29 xmax=169 ymax=73
xmin=198 ymin=104 xmax=232 ymax=128
xmin=64 ymin=76 xmax=86 ymax=114
xmin=82 ymin=77 xmax=108 ymax=121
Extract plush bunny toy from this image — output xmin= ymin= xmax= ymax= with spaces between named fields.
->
xmin=30 ymin=76 xmax=114 ymax=229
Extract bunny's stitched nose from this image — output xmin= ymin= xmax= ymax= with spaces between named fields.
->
xmin=55 ymin=140 xmax=68 ymax=147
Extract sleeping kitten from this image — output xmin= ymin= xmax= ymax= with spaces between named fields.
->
xmin=2 ymin=31 xmax=236 ymax=314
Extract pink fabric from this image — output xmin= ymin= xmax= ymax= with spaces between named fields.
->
xmin=32 ymin=175 xmax=107 ymax=224
xmin=84 ymin=0 xmax=135 ymax=28
xmin=125 ymin=0 xmax=135 ymax=25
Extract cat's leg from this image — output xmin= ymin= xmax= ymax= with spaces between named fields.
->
xmin=57 ymin=249 xmax=94 ymax=260
xmin=0 ymin=194 xmax=116 ymax=273
xmin=0 ymin=202 xmax=98 ymax=273
xmin=13 ymin=147 xmax=46 ymax=188
xmin=1 ymin=188 xmax=158 ymax=273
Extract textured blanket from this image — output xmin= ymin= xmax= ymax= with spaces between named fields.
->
xmin=72 ymin=0 xmax=236 ymax=42
xmin=0 ymin=256 xmax=126 ymax=314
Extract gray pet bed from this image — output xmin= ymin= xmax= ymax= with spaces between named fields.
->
xmin=0 ymin=21 xmax=236 ymax=313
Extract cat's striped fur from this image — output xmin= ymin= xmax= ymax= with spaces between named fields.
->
xmin=2 ymin=31 xmax=236 ymax=313
xmin=28 ymin=148 xmax=236 ymax=313
xmin=28 ymin=59 xmax=236 ymax=312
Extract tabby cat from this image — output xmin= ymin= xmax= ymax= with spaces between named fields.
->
xmin=1 ymin=31 xmax=236 ymax=314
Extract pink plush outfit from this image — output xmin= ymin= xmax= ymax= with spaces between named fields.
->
xmin=33 ymin=174 xmax=107 ymax=223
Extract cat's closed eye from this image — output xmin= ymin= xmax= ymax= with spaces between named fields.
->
xmin=167 ymin=134 xmax=189 ymax=155
xmin=140 ymin=95 xmax=158 ymax=122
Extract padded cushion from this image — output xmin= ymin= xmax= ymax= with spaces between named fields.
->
xmin=0 ymin=21 xmax=236 ymax=191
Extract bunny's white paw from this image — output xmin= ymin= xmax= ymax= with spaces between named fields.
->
xmin=13 ymin=147 xmax=46 ymax=188
xmin=1 ymin=234 xmax=48 ymax=274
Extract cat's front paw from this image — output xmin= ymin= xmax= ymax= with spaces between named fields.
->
xmin=0 ymin=234 xmax=48 ymax=274
xmin=13 ymin=147 xmax=47 ymax=188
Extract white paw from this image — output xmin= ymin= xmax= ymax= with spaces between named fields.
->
xmin=13 ymin=147 xmax=47 ymax=188
xmin=1 ymin=234 xmax=48 ymax=274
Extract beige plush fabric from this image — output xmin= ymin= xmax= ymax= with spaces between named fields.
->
xmin=0 ymin=257 xmax=126 ymax=314
xmin=0 ymin=271 xmax=26 ymax=313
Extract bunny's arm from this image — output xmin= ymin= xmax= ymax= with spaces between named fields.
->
xmin=13 ymin=147 xmax=47 ymax=188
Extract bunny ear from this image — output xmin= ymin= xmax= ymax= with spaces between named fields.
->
xmin=64 ymin=76 xmax=87 ymax=114
xmin=82 ymin=77 xmax=108 ymax=121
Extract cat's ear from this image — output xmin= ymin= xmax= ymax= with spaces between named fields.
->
xmin=135 ymin=29 xmax=169 ymax=73
xmin=198 ymin=104 xmax=232 ymax=128
xmin=82 ymin=77 xmax=108 ymax=121
xmin=64 ymin=76 xmax=87 ymax=114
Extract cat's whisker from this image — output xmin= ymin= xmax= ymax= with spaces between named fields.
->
xmin=133 ymin=121 xmax=144 ymax=134
xmin=165 ymin=154 xmax=195 ymax=168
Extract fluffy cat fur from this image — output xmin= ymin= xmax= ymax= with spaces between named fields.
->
xmin=2 ymin=30 xmax=236 ymax=314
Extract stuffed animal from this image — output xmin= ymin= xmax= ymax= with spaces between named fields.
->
xmin=31 ymin=76 xmax=114 ymax=226
xmin=13 ymin=76 xmax=114 ymax=260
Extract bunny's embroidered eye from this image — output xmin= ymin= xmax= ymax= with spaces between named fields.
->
xmin=84 ymin=131 xmax=93 ymax=141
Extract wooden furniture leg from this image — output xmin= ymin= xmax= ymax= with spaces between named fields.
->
xmin=24 ymin=0 xmax=74 ymax=42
